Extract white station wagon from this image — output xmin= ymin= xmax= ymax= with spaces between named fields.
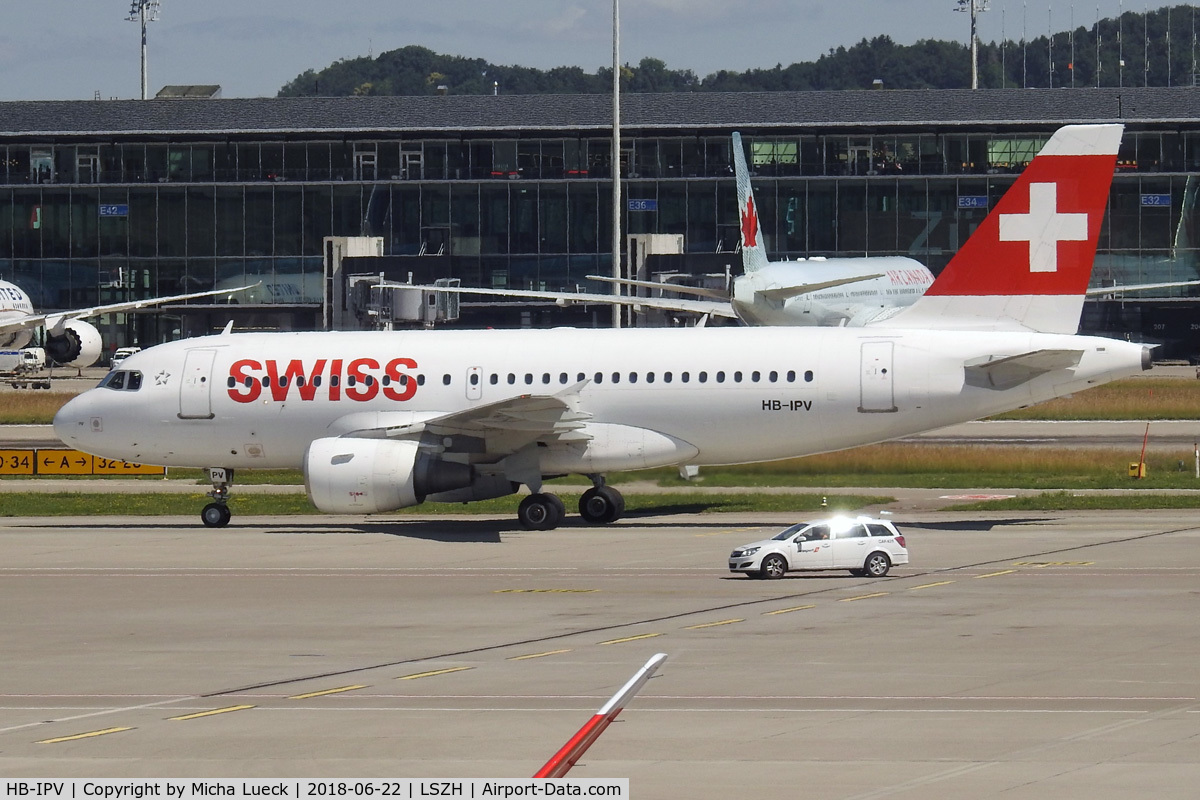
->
xmin=729 ymin=516 xmax=909 ymax=579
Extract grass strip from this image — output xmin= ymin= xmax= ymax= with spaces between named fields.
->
xmin=9 ymin=442 xmax=1200 ymax=490
xmin=0 ymin=492 xmax=894 ymax=518
xmin=946 ymin=490 xmax=1200 ymax=512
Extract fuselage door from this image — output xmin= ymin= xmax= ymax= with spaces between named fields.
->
xmin=466 ymin=366 xmax=483 ymax=401
xmin=179 ymin=348 xmax=217 ymax=420
xmin=858 ymin=340 xmax=897 ymax=413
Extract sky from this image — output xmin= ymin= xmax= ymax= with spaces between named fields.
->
xmin=0 ymin=1 xmax=1156 ymax=101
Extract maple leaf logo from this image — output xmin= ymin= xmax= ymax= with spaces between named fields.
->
xmin=741 ymin=196 xmax=759 ymax=248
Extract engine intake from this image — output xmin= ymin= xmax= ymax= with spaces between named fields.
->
xmin=45 ymin=319 xmax=103 ymax=367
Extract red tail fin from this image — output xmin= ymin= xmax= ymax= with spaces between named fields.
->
xmin=886 ymin=124 xmax=1122 ymax=333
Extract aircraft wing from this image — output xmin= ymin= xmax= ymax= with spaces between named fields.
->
xmin=584 ymin=274 xmax=730 ymax=301
xmin=350 ymin=388 xmax=593 ymax=453
xmin=393 ymin=281 xmax=734 ymax=319
xmin=0 ymin=284 xmax=260 ymax=337
xmin=1085 ymin=279 xmax=1200 ymax=296
xmin=755 ymin=273 xmax=885 ymax=303
xmin=964 ymin=349 xmax=1084 ymax=390
xmin=393 ymin=283 xmax=739 ymax=319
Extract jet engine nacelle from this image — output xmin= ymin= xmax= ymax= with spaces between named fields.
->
xmin=0 ymin=327 xmax=33 ymax=349
xmin=304 ymin=437 xmax=476 ymax=514
xmin=45 ymin=319 xmax=103 ymax=367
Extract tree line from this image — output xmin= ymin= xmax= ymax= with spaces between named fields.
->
xmin=278 ymin=5 xmax=1200 ymax=97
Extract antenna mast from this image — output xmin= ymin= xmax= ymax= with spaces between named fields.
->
xmin=126 ymin=0 xmax=162 ymax=100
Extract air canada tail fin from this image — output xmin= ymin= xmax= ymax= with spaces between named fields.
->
xmin=732 ymin=132 xmax=771 ymax=274
xmin=884 ymin=123 xmax=1123 ymax=334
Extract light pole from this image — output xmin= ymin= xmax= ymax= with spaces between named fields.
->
xmin=611 ymin=0 xmax=622 ymax=328
xmin=955 ymin=0 xmax=990 ymax=89
xmin=125 ymin=0 xmax=162 ymax=100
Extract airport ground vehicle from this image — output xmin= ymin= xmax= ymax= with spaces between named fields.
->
xmin=0 ymin=347 xmax=51 ymax=389
xmin=728 ymin=516 xmax=909 ymax=579
xmin=109 ymin=346 xmax=142 ymax=370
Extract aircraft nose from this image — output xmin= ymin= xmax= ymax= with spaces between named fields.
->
xmin=53 ymin=392 xmax=97 ymax=446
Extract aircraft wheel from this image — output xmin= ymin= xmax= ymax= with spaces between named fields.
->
xmin=518 ymin=493 xmax=563 ymax=531
xmin=579 ymin=486 xmax=624 ymax=524
xmin=546 ymin=492 xmax=566 ymax=521
xmin=201 ymin=502 xmax=231 ymax=528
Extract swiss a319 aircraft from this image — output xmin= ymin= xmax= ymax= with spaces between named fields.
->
xmin=0 ymin=279 xmax=253 ymax=368
xmin=56 ymin=124 xmax=1150 ymax=530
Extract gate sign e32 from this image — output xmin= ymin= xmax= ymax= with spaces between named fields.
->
xmin=1140 ymin=194 xmax=1171 ymax=207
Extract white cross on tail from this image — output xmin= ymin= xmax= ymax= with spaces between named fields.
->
xmin=998 ymin=182 xmax=1089 ymax=273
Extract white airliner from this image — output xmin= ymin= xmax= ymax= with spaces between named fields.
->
xmin=590 ymin=131 xmax=937 ymax=326
xmin=55 ymin=124 xmax=1150 ymax=530
xmin=0 ymin=279 xmax=254 ymax=368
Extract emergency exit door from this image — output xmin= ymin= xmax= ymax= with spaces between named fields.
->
xmin=858 ymin=341 xmax=896 ymax=413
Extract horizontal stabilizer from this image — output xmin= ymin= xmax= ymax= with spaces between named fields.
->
xmin=1085 ymin=279 xmax=1200 ymax=296
xmin=964 ymin=349 xmax=1083 ymax=390
xmin=755 ymin=273 xmax=884 ymax=303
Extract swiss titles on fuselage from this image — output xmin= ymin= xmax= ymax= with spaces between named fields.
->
xmin=228 ymin=357 xmax=419 ymax=403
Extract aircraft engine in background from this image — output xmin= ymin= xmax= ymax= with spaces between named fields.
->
xmin=0 ymin=327 xmax=34 ymax=349
xmin=45 ymin=318 xmax=103 ymax=367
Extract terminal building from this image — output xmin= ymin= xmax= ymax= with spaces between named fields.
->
xmin=2 ymin=87 xmax=1200 ymax=357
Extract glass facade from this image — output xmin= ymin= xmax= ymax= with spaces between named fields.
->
xmin=2 ymin=126 xmax=1199 ymax=346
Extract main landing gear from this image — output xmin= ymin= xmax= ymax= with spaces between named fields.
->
xmin=516 ymin=477 xmax=625 ymax=531
xmin=200 ymin=467 xmax=234 ymax=528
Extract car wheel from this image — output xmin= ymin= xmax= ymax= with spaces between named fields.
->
xmin=760 ymin=554 xmax=787 ymax=580
xmin=864 ymin=551 xmax=891 ymax=578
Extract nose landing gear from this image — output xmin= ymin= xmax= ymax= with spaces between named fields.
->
xmin=201 ymin=467 xmax=234 ymax=528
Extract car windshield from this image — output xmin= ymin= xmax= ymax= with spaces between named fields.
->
xmin=772 ymin=523 xmax=808 ymax=541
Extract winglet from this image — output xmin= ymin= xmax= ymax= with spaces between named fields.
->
xmin=732 ymin=133 xmax=771 ymax=274
xmin=885 ymin=124 xmax=1123 ymax=333
xmin=534 ymin=653 xmax=667 ymax=779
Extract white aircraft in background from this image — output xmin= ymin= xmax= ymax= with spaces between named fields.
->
xmin=56 ymin=124 xmax=1150 ymax=532
xmin=0 ymin=279 xmax=254 ymax=368
xmin=591 ymin=130 xmax=937 ymax=326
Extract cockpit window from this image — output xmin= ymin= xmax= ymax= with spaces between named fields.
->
xmin=99 ymin=370 xmax=143 ymax=392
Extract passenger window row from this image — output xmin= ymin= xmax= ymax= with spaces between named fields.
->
xmin=486 ymin=369 xmax=815 ymax=387
xmin=227 ymin=368 xmax=816 ymax=390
